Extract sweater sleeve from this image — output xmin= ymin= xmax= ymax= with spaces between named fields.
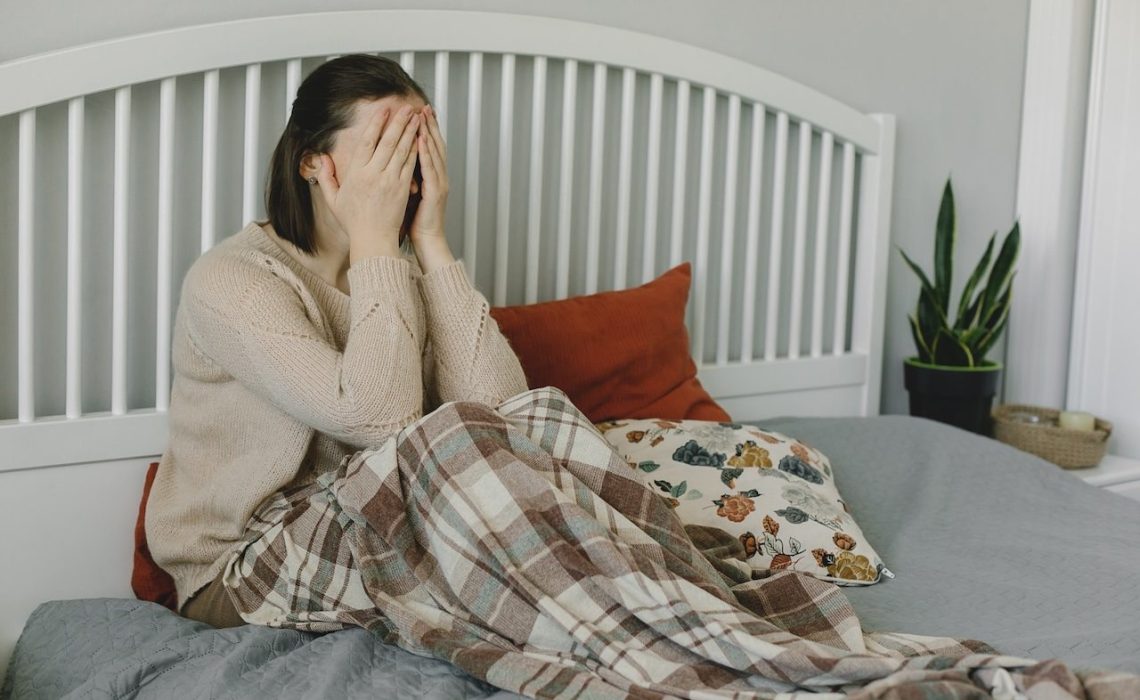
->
xmin=182 ymin=254 xmax=424 ymax=449
xmin=418 ymin=258 xmax=529 ymax=407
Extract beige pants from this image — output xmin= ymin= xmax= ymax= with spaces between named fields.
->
xmin=181 ymin=571 xmax=246 ymax=628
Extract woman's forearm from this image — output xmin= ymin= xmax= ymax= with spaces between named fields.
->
xmin=415 ymin=237 xmax=528 ymax=406
xmin=412 ymin=235 xmax=456 ymax=276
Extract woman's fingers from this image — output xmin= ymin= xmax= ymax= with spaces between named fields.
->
xmin=393 ymin=114 xmax=421 ymax=179
xmin=423 ymin=125 xmax=446 ymax=186
xmin=371 ymin=106 xmax=418 ymax=170
xmin=401 ymin=126 xmax=423 ymax=183
xmin=428 ymin=106 xmax=444 ymax=151
xmin=354 ymin=107 xmax=389 ymax=168
xmin=424 ymin=105 xmax=446 ymax=158
xmin=415 ymin=128 xmax=435 ymax=184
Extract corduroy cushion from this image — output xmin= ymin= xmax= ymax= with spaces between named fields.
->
xmin=488 ymin=262 xmax=730 ymax=423
xmin=133 ymin=461 xmax=177 ymax=611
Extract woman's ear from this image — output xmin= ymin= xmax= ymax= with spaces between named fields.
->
xmin=298 ymin=150 xmax=324 ymax=181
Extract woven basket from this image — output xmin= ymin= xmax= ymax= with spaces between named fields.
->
xmin=991 ymin=404 xmax=1112 ymax=469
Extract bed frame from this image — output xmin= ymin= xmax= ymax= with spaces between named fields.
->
xmin=0 ymin=10 xmax=895 ymax=676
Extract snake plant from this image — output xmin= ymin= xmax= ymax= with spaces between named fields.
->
xmin=900 ymin=179 xmax=1021 ymax=368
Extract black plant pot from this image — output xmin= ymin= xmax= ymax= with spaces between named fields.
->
xmin=903 ymin=358 xmax=1002 ymax=436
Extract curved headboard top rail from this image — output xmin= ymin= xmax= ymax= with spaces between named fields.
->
xmin=0 ymin=10 xmax=882 ymax=151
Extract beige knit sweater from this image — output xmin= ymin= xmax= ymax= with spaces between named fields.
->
xmin=146 ymin=221 xmax=529 ymax=611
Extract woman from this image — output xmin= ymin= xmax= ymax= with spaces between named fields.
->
xmin=145 ymin=54 xmax=1132 ymax=700
xmin=145 ymin=54 xmax=529 ymax=628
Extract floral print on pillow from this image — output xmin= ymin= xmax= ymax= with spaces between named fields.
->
xmin=594 ymin=418 xmax=893 ymax=586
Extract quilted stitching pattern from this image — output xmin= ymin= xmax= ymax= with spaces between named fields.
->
xmin=1 ymin=599 xmax=518 ymax=699
xmin=756 ymin=415 xmax=1140 ymax=676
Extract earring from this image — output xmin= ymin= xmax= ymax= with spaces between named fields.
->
xmin=307 ymin=176 xmax=317 ymax=185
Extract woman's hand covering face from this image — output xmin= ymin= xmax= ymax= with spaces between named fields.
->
xmin=310 ymin=101 xmax=423 ymax=247
xmin=407 ymin=104 xmax=449 ymax=246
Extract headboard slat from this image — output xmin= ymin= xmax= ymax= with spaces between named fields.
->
xmin=669 ymin=79 xmax=690 ymax=269
xmin=111 ymin=86 xmax=131 ymax=416
xmin=788 ymin=119 xmax=813 ymax=360
xmin=462 ymin=52 xmax=482 ymax=283
xmin=156 ymin=78 xmax=176 ymax=412
xmin=242 ymin=64 xmax=262 ymax=225
xmin=555 ymin=59 xmax=577 ymax=300
xmin=17 ymin=109 xmax=36 ymax=423
xmin=201 ymin=69 xmax=220 ymax=253
xmin=433 ymin=52 xmax=449 ymax=136
xmin=691 ymin=85 xmax=717 ymax=363
xmin=613 ymin=67 xmax=636 ymax=292
xmin=834 ymin=142 xmax=857 ymax=356
xmin=811 ymin=131 xmax=836 ymax=359
xmin=585 ymin=62 xmax=606 ymax=296
xmin=524 ymin=57 xmax=547 ymax=305
xmin=493 ymin=54 xmax=515 ymax=307
xmin=285 ymin=59 xmax=302 ymax=127
xmin=739 ymin=105 xmax=765 ymax=363
xmin=66 ymin=97 xmax=85 ymax=419
xmin=716 ymin=94 xmax=742 ymax=367
xmin=764 ymin=110 xmax=790 ymax=362
xmin=640 ymin=72 xmax=664 ymax=286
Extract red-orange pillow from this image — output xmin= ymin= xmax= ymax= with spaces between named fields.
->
xmin=133 ymin=461 xmax=177 ymax=611
xmin=489 ymin=262 xmax=731 ymax=423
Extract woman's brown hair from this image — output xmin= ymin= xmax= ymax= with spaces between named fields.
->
xmin=264 ymin=54 xmax=430 ymax=255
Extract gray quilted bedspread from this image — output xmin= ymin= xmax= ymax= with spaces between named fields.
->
xmin=4 ymin=416 xmax=1138 ymax=699
xmin=761 ymin=415 xmax=1140 ymax=676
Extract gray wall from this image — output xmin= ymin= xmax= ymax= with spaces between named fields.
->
xmin=1 ymin=0 xmax=1029 ymax=415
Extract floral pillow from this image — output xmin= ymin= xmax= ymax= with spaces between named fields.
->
xmin=593 ymin=418 xmax=893 ymax=586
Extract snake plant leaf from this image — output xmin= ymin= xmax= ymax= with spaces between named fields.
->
xmin=977 ymin=280 xmax=1013 ymax=335
xmin=898 ymin=247 xmax=937 ymax=299
xmin=908 ymin=314 xmax=933 ymax=363
xmin=959 ymin=324 xmax=989 ymax=350
xmin=959 ymin=287 xmax=986 ymax=331
xmin=968 ymin=282 xmax=1013 ymax=362
xmin=975 ymin=311 xmax=1011 ymax=361
xmin=979 ymin=222 xmax=1020 ymax=317
xmin=934 ymin=179 xmax=956 ymax=311
xmin=899 ymin=248 xmax=950 ymax=326
xmin=900 ymin=246 xmax=951 ymax=342
xmin=918 ymin=280 xmax=951 ymax=332
xmin=954 ymin=232 xmax=996 ymax=329
xmin=931 ymin=327 xmax=973 ymax=367
xmin=915 ymin=298 xmax=941 ymax=359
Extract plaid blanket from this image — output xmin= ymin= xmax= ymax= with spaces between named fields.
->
xmin=222 ymin=386 xmax=1140 ymax=699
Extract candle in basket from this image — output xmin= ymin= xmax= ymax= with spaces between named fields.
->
xmin=1059 ymin=410 xmax=1095 ymax=431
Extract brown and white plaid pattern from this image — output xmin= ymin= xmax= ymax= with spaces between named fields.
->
xmin=222 ymin=386 xmax=1140 ymax=699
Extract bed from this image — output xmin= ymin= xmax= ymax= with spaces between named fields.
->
xmin=1 ymin=9 xmax=1137 ymax=699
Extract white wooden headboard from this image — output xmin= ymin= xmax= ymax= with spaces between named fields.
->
xmin=0 ymin=10 xmax=894 ymax=675
xmin=0 ymin=9 xmax=896 ymax=472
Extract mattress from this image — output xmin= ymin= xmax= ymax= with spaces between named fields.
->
xmin=4 ymin=415 xmax=1138 ymax=699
